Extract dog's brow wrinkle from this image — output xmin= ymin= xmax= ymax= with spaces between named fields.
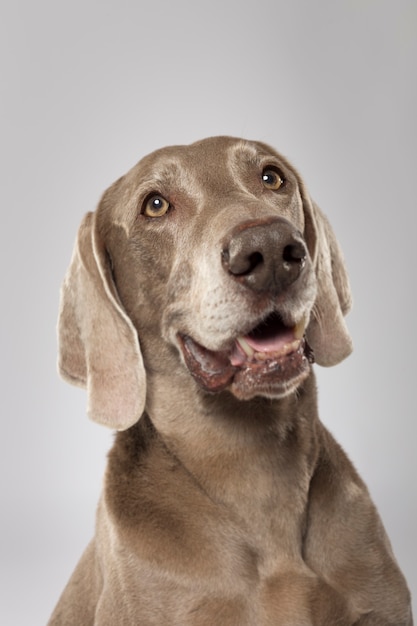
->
xmin=226 ymin=143 xmax=262 ymax=197
xmin=225 ymin=141 xmax=282 ymax=199
xmin=150 ymin=158 xmax=204 ymax=206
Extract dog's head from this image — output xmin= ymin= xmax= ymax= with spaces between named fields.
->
xmin=58 ymin=137 xmax=352 ymax=429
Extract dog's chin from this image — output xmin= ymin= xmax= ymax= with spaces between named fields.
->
xmin=177 ymin=313 xmax=314 ymax=401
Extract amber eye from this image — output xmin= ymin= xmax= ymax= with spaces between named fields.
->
xmin=142 ymin=194 xmax=171 ymax=218
xmin=261 ymin=168 xmax=284 ymax=190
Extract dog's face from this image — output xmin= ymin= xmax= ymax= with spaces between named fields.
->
xmin=101 ymin=137 xmax=317 ymax=401
xmin=59 ymin=137 xmax=352 ymax=429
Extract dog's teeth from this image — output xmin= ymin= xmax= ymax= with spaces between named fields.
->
xmin=237 ymin=337 xmax=255 ymax=358
xmin=287 ymin=339 xmax=301 ymax=354
xmin=294 ymin=318 xmax=307 ymax=340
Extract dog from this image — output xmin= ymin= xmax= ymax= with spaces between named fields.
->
xmin=48 ymin=137 xmax=412 ymax=625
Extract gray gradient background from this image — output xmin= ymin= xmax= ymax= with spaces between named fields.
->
xmin=1 ymin=1 xmax=416 ymax=623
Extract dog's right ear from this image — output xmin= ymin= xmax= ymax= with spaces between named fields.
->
xmin=58 ymin=211 xmax=146 ymax=430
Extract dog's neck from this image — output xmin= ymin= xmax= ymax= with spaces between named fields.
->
xmin=146 ymin=366 xmax=318 ymax=438
xmin=140 ymin=369 xmax=320 ymax=505
xmin=107 ymin=371 xmax=321 ymax=561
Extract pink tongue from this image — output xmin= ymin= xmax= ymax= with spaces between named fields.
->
xmin=229 ymin=326 xmax=296 ymax=366
xmin=245 ymin=326 xmax=295 ymax=353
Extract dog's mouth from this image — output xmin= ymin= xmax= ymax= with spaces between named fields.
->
xmin=178 ymin=312 xmax=314 ymax=400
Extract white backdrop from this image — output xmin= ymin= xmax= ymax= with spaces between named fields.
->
xmin=1 ymin=1 xmax=416 ymax=623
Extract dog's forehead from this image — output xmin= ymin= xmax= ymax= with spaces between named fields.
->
xmin=131 ymin=137 xmax=286 ymax=191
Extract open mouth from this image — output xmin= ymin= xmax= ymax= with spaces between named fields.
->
xmin=178 ymin=312 xmax=314 ymax=400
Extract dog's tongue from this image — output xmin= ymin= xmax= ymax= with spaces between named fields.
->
xmin=245 ymin=326 xmax=295 ymax=352
xmin=230 ymin=319 xmax=297 ymax=366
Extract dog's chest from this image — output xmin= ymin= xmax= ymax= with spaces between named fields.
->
xmin=97 ymin=417 xmax=343 ymax=624
xmin=105 ymin=423 xmax=312 ymax=585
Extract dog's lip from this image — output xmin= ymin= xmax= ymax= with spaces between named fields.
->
xmin=177 ymin=313 xmax=314 ymax=394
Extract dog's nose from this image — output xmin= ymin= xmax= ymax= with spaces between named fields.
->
xmin=221 ymin=219 xmax=307 ymax=294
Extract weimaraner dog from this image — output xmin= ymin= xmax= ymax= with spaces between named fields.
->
xmin=49 ymin=137 xmax=412 ymax=625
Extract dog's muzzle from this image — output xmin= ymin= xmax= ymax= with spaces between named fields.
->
xmin=177 ymin=218 xmax=314 ymax=400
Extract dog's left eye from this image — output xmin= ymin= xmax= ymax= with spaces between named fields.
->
xmin=142 ymin=194 xmax=171 ymax=218
xmin=261 ymin=168 xmax=285 ymax=191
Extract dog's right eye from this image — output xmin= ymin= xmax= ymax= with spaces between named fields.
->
xmin=261 ymin=167 xmax=285 ymax=191
xmin=142 ymin=195 xmax=171 ymax=218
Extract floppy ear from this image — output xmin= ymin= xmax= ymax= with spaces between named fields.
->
xmin=303 ymin=197 xmax=353 ymax=367
xmin=58 ymin=211 xmax=146 ymax=430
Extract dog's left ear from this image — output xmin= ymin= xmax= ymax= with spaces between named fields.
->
xmin=58 ymin=211 xmax=146 ymax=430
xmin=302 ymin=194 xmax=353 ymax=367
